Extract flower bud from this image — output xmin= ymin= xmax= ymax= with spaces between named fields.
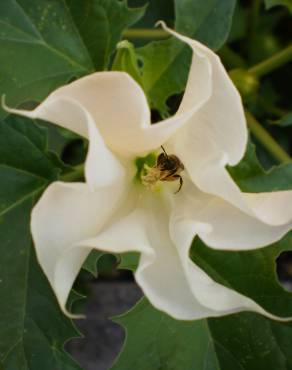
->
xmin=229 ymin=69 xmax=259 ymax=102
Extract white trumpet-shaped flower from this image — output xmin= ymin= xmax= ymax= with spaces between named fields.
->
xmin=5 ymin=24 xmax=292 ymax=321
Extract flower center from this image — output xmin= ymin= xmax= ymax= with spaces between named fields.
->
xmin=135 ymin=148 xmax=185 ymax=194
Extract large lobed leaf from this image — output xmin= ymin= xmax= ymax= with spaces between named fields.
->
xmin=0 ymin=0 xmax=145 ymax=117
xmin=0 ymin=115 xmax=82 ymax=369
xmin=111 ymin=298 xmax=292 ymax=370
xmin=67 ymin=0 xmax=146 ymax=71
xmin=229 ymin=141 xmax=292 ymax=192
xmin=0 ymin=0 xmax=92 ymax=118
xmin=191 ymin=234 xmax=292 ymax=319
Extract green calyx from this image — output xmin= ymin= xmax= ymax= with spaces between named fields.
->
xmin=112 ymin=40 xmax=143 ymax=87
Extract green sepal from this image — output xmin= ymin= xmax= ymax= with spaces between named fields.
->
xmin=112 ymin=40 xmax=144 ymax=87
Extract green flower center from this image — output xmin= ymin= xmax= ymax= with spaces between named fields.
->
xmin=134 ymin=152 xmax=157 ymax=184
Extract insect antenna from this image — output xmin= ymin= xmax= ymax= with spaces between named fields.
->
xmin=161 ymin=145 xmax=169 ymax=159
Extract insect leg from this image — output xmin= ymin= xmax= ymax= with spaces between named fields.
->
xmin=173 ymin=175 xmax=183 ymax=194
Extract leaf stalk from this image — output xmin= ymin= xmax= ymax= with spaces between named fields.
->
xmin=245 ymin=110 xmax=291 ymax=164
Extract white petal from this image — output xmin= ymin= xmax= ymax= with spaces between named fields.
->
xmin=3 ymin=73 xmax=149 ymax=141
xmin=79 ymin=101 xmax=125 ymax=189
xmin=4 ymin=96 xmax=124 ymax=190
xmin=174 ymin=131 xmax=250 ymax=213
xmin=75 ymin=185 xmax=292 ymax=320
xmin=201 ymin=203 xmax=291 ymax=250
xmin=31 ymin=180 xmax=126 ymax=316
xmin=3 ymin=57 xmax=211 ymax=155
xmin=77 ymin=190 xmax=220 ymax=320
xmin=158 ymin=23 xmax=248 ymax=209
xmin=3 ymin=73 xmax=150 ymax=154
xmin=160 ymin=22 xmax=248 ymax=164
xmin=3 ymin=25 xmax=244 ymax=159
xmin=170 ymin=188 xmax=292 ymax=320
xmin=173 ymin=180 xmax=292 ymax=251
xmin=134 ymin=193 xmax=217 ymax=320
xmin=244 ymin=191 xmax=292 ymax=226
xmin=143 ymin=24 xmax=213 ymax=152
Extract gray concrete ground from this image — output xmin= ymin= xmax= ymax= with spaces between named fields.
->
xmin=66 ymin=281 xmax=143 ymax=370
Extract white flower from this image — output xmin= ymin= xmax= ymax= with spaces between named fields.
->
xmin=5 ymin=23 xmax=292 ymax=321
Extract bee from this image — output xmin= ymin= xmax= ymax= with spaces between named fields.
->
xmin=142 ymin=146 xmax=184 ymax=193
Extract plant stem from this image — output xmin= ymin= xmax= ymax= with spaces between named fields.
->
xmin=60 ymin=164 xmax=84 ymax=182
xmin=245 ymin=110 xmax=291 ymax=163
xmin=249 ymin=44 xmax=292 ymax=77
xmin=123 ymin=28 xmax=168 ymax=40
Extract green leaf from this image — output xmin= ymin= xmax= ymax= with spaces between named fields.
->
xmin=270 ymin=112 xmax=292 ymax=127
xmin=0 ymin=116 xmax=81 ymax=370
xmin=82 ymin=250 xmax=104 ymax=277
xmin=66 ymin=0 xmax=146 ymax=70
xmin=119 ymin=252 xmax=140 ymax=271
xmin=0 ymin=0 xmax=93 ymax=118
xmin=227 ymin=2 xmax=247 ymax=43
xmin=112 ymin=298 xmax=292 ymax=370
xmin=138 ymin=0 xmax=236 ymax=114
xmin=265 ymin=0 xmax=292 ymax=12
xmin=228 ymin=141 xmax=292 ymax=192
xmin=0 ymin=0 xmax=145 ymax=117
xmin=128 ymin=0 xmax=174 ymax=31
xmin=191 ymin=235 xmax=292 ymax=318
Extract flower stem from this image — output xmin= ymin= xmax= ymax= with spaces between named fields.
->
xmin=123 ymin=28 xmax=168 ymax=39
xmin=60 ymin=164 xmax=84 ymax=182
xmin=248 ymin=43 xmax=292 ymax=77
xmin=245 ymin=110 xmax=291 ymax=163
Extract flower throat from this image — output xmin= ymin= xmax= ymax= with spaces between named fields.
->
xmin=135 ymin=146 xmax=184 ymax=194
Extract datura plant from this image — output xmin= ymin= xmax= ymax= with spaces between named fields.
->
xmin=1 ymin=1 xmax=292 ymax=369
xmin=4 ymin=23 xmax=292 ymax=320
